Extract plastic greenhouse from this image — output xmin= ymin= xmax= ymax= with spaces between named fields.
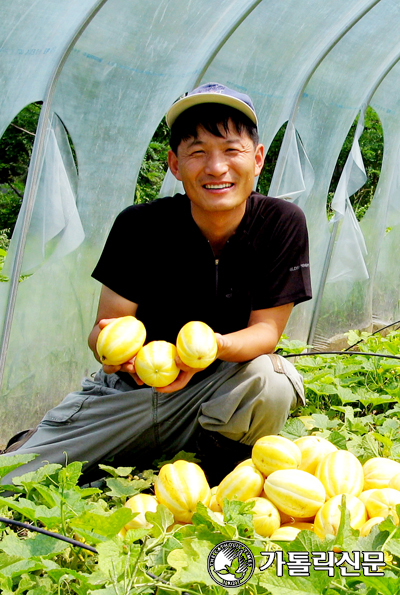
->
xmin=1 ymin=0 xmax=400 ymax=443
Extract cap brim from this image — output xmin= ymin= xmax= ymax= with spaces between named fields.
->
xmin=166 ymin=92 xmax=258 ymax=128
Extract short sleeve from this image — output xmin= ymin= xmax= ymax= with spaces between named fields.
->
xmin=91 ymin=206 xmax=144 ymax=303
xmin=251 ymin=203 xmax=312 ymax=310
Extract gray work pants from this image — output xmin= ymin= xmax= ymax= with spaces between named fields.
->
xmin=1 ymin=354 xmax=304 ymax=483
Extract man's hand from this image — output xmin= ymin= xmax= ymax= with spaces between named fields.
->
xmin=214 ymin=332 xmax=230 ymax=360
xmin=211 ymin=304 xmax=294 ymax=362
xmin=155 ymin=355 xmax=202 ymax=393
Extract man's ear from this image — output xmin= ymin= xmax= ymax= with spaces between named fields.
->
xmin=167 ymin=149 xmax=182 ymax=181
xmin=254 ymin=144 xmax=265 ymax=177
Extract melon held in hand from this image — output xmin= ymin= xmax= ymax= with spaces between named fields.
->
xmin=96 ymin=316 xmax=146 ymax=366
xmin=135 ymin=341 xmax=180 ymax=387
xmin=176 ymin=321 xmax=218 ymax=369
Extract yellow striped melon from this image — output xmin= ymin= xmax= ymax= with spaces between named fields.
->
xmin=315 ymin=450 xmax=364 ymax=498
xmin=252 ymin=435 xmax=301 ymax=477
xmin=389 ymin=472 xmax=400 ymax=491
xmin=246 ymin=496 xmax=281 ymax=537
xmin=270 ymin=523 xmax=313 ymax=541
xmin=154 ymin=460 xmax=211 ymax=523
xmin=263 ymin=469 xmax=326 ymax=518
xmin=124 ymin=493 xmax=158 ymax=530
xmin=313 ymin=494 xmax=367 ymax=540
xmin=134 ymin=341 xmax=180 ymax=387
xmin=365 ymin=488 xmax=400 ymax=523
xmin=216 ymin=465 xmax=264 ymax=508
xmin=209 ymin=486 xmax=222 ymax=512
xmin=358 ymin=488 xmax=377 ymax=509
xmin=294 ymin=436 xmax=337 ymax=475
xmin=359 ymin=516 xmax=385 ymax=537
xmin=96 ymin=316 xmax=146 ymax=365
xmin=211 ymin=511 xmax=224 ymax=524
xmin=297 ymin=416 xmax=316 ymax=430
xmin=363 ymin=457 xmax=400 ymax=490
xmin=282 ymin=521 xmax=314 ymax=531
xmin=270 ymin=507 xmax=314 ymax=524
xmin=235 ymin=458 xmax=258 ymax=469
xmin=276 ymin=509 xmax=296 ymax=524
xmin=176 ymin=321 xmax=218 ymax=369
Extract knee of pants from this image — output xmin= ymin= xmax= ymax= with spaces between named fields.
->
xmin=239 ymin=355 xmax=299 ymax=441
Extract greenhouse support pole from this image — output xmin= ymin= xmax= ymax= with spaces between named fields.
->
xmin=270 ymin=0 xmax=382 ymax=344
xmin=307 ymin=45 xmax=400 ymax=346
xmin=0 ymin=0 xmax=110 ymax=393
xmin=270 ymin=0 xmax=382 ymax=197
xmin=193 ymin=0 xmax=263 ymax=89
xmin=307 ymin=218 xmax=341 ymax=347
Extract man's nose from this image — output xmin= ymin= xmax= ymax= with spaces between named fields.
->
xmin=204 ymin=152 xmax=229 ymax=176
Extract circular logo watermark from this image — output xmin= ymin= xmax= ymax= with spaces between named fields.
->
xmin=207 ymin=540 xmax=255 ymax=587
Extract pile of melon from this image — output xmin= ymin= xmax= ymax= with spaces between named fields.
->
xmin=121 ymin=434 xmax=400 ymax=541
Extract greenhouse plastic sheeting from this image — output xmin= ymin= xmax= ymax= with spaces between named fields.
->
xmin=1 ymin=0 xmax=400 ymax=441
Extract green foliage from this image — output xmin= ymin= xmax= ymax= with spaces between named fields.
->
xmin=0 ymin=448 xmax=398 ymax=594
xmin=3 ymin=326 xmax=400 ymax=594
xmin=0 ymin=103 xmax=40 ymax=237
xmin=327 ymin=107 xmax=383 ymax=221
xmin=256 ymin=123 xmax=286 ymax=197
xmin=0 ymin=103 xmax=384 ymax=240
xmin=0 ymin=186 xmax=23 ymax=241
xmin=293 ymin=328 xmax=400 ymax=418
xmin=135 ymin=118 xmax=170 ymax=204
xmin=257 ymin=108 xmax=384 ymax=223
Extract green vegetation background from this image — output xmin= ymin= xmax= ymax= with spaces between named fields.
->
xmin=1 ymin=105 xmax=399 ymax=595
xmin=0 ymin=104 xmax=384 ymax=255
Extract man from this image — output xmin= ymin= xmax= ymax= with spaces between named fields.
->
xmin=2 ymin=83 xmax=311 ymax=485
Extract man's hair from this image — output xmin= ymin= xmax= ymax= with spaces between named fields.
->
xmin=169 ymin=103 xmax=259 ymax=154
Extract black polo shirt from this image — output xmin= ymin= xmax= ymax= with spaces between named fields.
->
xmin=92 ymin=192 xmax=312 ymax=383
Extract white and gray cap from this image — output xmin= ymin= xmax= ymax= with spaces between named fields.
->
xmin=166 ymin=82 xmax=258 ymax=128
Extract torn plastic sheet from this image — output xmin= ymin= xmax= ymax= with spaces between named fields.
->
xmin=327 ymin=200 xmax=369 ymax=282
xmin=3 ymin=113 xmax=84 ymax=277
xmin=268 ymin=121 xmax=315 ymax=204
xmin=159 ymin=167 xmax=184 ymax=198
xmin=331 ymin=108 xmax=367 ymax=220
xmin=326 ymin=108 xmax=369 ymax=283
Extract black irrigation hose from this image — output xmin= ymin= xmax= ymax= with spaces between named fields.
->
xmin=1 ymin=322 xmax=399 ymax=581
xmin=343 ymin=318 xmax=400 ymax=351
xmin=0 ymin=516 xmax=98 ymax=553
xmin=281 ymin=319 xmax=400 ymax=358
xmin=0 ymin=517 xmax=189 ymax=591
xmin=283 ymin=350 xmax=400 ymax=361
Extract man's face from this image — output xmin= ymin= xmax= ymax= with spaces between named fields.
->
xmin=168 ymin=120 xmax=264 ymax=215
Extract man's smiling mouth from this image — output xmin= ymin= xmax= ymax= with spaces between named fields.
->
xmin=203 ymin=183 xmax=234 ymax=189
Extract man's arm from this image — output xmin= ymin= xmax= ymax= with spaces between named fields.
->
xmin=156 ymin=302 xmax=293 ymax=394
xmin=215 ymin=302 xmax=293 ymax=362
xmin=89 ymin=286 xmax=293 ymax=390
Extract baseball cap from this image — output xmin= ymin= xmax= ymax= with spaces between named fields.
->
xmin=166 ymin=82 xmax=258 ymax=128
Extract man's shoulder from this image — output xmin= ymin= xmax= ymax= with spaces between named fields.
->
xmin=245 ymin=193 xmax=307 ymax=238
xmin=248 ymin=192 xmax=306 ymax=219
xmin=117 ymin=193 xmax=189 ymax=221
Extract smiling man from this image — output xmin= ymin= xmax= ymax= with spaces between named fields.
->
xmin=2 ymin=83 xmax=312 ymax=486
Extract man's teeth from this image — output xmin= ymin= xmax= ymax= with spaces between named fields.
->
xmin=204 ymin=183 xmax=233 ymax=189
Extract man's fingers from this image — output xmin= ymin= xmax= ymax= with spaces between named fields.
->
xmin=103 ymin=363 xmax=121 ymax=374
xmin=98 ymin=318 xmax=117 ymax=330
xmin=130 ymin=373 xmax=144 ymax=385
xmin=175 ymin=354 xmax=199 ymax=373
xmin=156 ymin=370 xmax=195 ymax=393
